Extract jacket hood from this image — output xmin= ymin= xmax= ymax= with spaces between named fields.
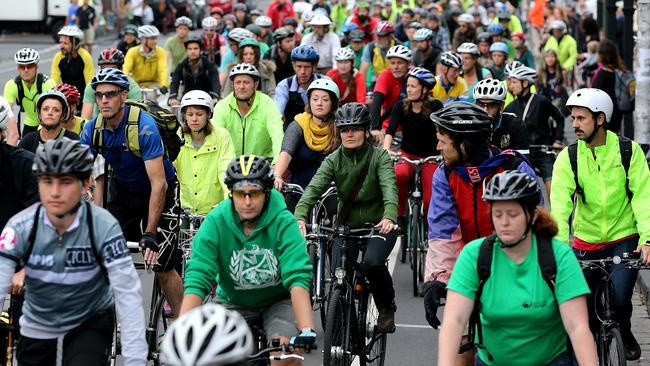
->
xmin=219 ymin=189 xmax=289 ymax=240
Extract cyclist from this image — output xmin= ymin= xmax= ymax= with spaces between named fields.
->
xmin=511 ymin=32 xmax=535 ymax=69
xmin=270 ymin=27 xmax=297 ymax=85
xmin=383 ymin=67 xmax=443 ymax=231
xmin=200 ymin=16 xmax=228 ymax=67
xmin=174 ymin=90 xmax=235 ymax=215
xmin=80 ymin=48 xmax=142 ymax=120
xmin=222 ymin=39 xmax=277 ymax=97
xmin=161 ymin=303 xmax=253 ymax=366
xmin=369 ymin=45 xmax=412 ymax=144
xmin=54 ymin=83 xmax=85 ymax=135
xmin=255 ymin=16 xmax=274 ymax=47
xmin=4 ymin=48 xmax=57 ymax=137
xmin=275 ymin=45 xmax=327 ymax=128
xmin=123 ymin=25 xmax=170 ymax=93
xmin=476 ymin=31 xmax=493 ymax=68
xmin=473 ymin=78 xmax=528 ymax=150
xmin=504 ymin=65 xmax=564 ymax=194
xmin=347 ymin=1 xmax=379 ymax=44
xmin=211 ymin=64 xmax=284 ymax=161
xmin=0 ymin=137 xmax=147 ymax=365
xmin=0 ymin=97 xmax=18 ymax=146
xmin=326 ymin=48 xmax=366 ymax=105
xmin=457 ymin=42 xmax=492 ymax=103
xmin=52 ymin=26 xmax=95 ymax=102
xmin=164 ymin=16 xmax=193 ymax=72
xmin=438 ymin=170 xmax=597 ymax=366
xmin=168 ymin=36 xmax=221 ymax=110
xmin=487 ymin=41 xmax=509 ymax=80
xmin=19 ymin=90 xmax=80 ymax=154
xmin=543 ymin=20 xmax=577 ymax=86
xmin=295 ymin=102 xmax=399 ymax=333
xmin=427 ymin=13 xmax=450 ymax=53
xmin=550 ymin=88 xmax=650 ymax=361
xmin=360 ymin=21 xmax=402 ymax=87
xmin=116 ymin=24 xmax=140 ymax=55
xmin=451 ymin=13 xmax=476 ymax=51
xmin=79 ymin=68 xmax=184 ymax=318
xmin=220 ymin=28 xmax=257 ymax=87
xmin=486 ymin=24 xmax=514 ymax=59
xmin=179 ymin=155 xmax=316 ymax=364
xmin=431 ymin=51 xmax=468 ymax=105
xmin=412 ymin=28 xmax=443 ymax=74
xmin=300 ymin=14 xmax=341 ymax=74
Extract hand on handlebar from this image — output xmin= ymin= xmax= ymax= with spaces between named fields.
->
xmin=274 ymin=176 xmax=284 ymax=191
xmin=370 ymin=129 xmax=384 ymax=144
xmin=290 ymin=328 xmax=317 ymax=350
xmin=423 ymin=280 xmax=447 ymax=329
xmin=139 ymin=232 xmax=160 ymax=268
xmin=375 ymin=218 xmax=398 ymax=235
xmin=634 ymin=244 xmax=650 ymax=265
xmin=297 ymin=220 xmax=307 ymax=236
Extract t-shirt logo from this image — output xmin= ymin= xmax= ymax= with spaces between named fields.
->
xmin=229 ymin=245 xmax=280 ymax=290
xmin=500 ymin=134 xmax=510 ymax=149
xmin=0 ymin=228 xmax=16 ymax=251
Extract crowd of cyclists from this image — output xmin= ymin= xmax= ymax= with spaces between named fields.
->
xmin=0 ymin=0 xmax=647 ymax=365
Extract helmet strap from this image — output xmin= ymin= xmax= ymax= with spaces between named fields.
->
xmin=584 ymin=119 xmax=601 ymax=144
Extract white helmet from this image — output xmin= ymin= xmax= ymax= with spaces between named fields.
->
xmin=201 ymin=16 xmax=218 ymax=30
xmin=386 ymin=45 xmax=412 ymax=62
xmin=58 ymin=26 xmax=84 ymax=42
xmin=458 ymin=13 xmax=474 ymax=24
xmin=229 ymin=63 xmax=260 ymax=81
xmin=310 ymin=14 xmax=332 ymax=26
xmin=334 ymin=47 xmax=355 ymax=61
xmin=175 ymin=16 xmax=193 ymax=28
xmin=228 ymin=28 xmax=255 ymax=43
xmin=457 ymin=42 xmax=480 ymax=56
xmin=180 ymin=90 xmax=214 ymax=115
xmin=138 ymin=25 xmax=160 ymax=38
xmin=160 ymin=304 xmax=253 ymax=366
xmin=15 ymin=48 xmax=40 ymax=65
xmin=413 ymin=28 xmax=433 ymax=41
xmin=508 ymin=66 xmax=537 ymax=83
xmin=255 ymin=15 xmax=273 ymax=27
xmin=307 ymin=78 xmax=340 ymax=99
xmin=440 ymin=51 xmax=463 ymax=69
xmin=566 ymin=88 xmax=613 ymax=122
xmin=551 ymin=20 xmax=567 ymax=31
xmin=473 ymin=78 xmax=507 ymax=101
xmin=0 ymin=102 xmax=9 ymax=132
xmin=504 ymin=60 xmax=524 ymax=77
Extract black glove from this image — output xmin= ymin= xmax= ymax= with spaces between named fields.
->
xmin=139 ymin=232 xmax=160 ymax=252
xmin=423 ymin=280 xmax=447 ymax=329
xmin=160 ymin=86 xmax=169 ymax=95
xmin=290 ymin=327 xmax=316 ymax=350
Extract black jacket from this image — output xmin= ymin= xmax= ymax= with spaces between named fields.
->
xmin=169 ymin=55 xmax=221 ymax=100
xmin=0 ymin=143 xmax=38 ymax=228
xmin=490 ymin=112 xmax=529 ymax=151
xmin=504 ymin=92 xmax=565 ymax=146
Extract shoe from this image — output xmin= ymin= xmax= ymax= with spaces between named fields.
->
xmin=163 ymin=302 xmax=174 ymax=319
xmin=622 ymin=330 xmax=641 ymax=360
xmin=376 ymin=303 xmax=397 ymax=333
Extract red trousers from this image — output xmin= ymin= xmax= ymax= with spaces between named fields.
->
xmin=394 ymin=151 xmax=438 ymax=217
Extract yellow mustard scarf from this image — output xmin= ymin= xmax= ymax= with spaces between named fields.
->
xmin=295 ymin=112 xmax=330 ymax=152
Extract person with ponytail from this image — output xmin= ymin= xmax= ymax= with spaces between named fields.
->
xmin=383 ymin=67 xmax=442 ymax=231
xmin=438 ymin=170 xmax=597 ymax=366
xmin=19 ymin=90 xmax=79 ymax=154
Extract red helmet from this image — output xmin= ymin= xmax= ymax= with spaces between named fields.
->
xmin=511 ymin=32 xmax=526 ymax=41
xmin=53 ymin=83 xmax=81 ymax=107
xmin=97 ymin=48 xmax=125 ymax=67
xmin=375 ymin=21 xmax=394 ymax=36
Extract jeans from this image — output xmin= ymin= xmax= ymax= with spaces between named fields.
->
xmin=475 ymin=350 xmax=577 ymax=366
xmin=573 ymin=237 xmax=639 ymax=334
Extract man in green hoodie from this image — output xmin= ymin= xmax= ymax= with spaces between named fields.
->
xmin=180 ymin=155 xmax=316 ymax=361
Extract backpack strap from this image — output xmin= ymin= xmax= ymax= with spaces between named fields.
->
xmin=84 ymin=201 xmax=108 ymax=281
xmin=36 ymin=73 xmax=44 ymax=96
xmin=125 ymin=105 xmax=142 ymax=158
xmin=14 ymin=76 xmax=25 ymax=112
xmin=21 ymin=204 xmax=43 ymax=268
xmin=567 ymin=142 xmax=585 ymax=204
xmin=536 ymin=235 xmax=556 ymax=295
xmin=618 ymin=135 xmax=633 ymax=201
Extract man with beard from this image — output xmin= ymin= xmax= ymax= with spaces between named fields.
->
xmin=270 ymin=27 xmax=297 ymax=83
xmin=360 ymin=21 xmax=403 ymax=88
xmin=348 ymin=2 xmax=379 ymax=44
xmin=169 ymin=36 xmax=221 ymax=109
xmin=51 ymin=26 xmax=95 ymax=102
xmin=299 ymin=14 xmax=340 ymax=74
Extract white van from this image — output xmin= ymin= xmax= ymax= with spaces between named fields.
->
xmin=0 ymin=0 xmax=69 ymax=41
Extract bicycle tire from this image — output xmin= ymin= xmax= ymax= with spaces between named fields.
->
xmin=147 ymin=284 xmax=168 ymax=365
xmin=308 ymin=240 xmax=318 ymax=305
xmin=604 ymin=327 xmax=627 ymax=366
xmin=361 ymin=294 xmax=387 ymax=366
xmin=417 ymin=212 xmax=427 ymax=297
xmin=410 ymin=204 xmax=420 ymax=297
xmin=323 ymin=288 xmax=352 ymax=366
xmin=319 ymin=250 xmax=332 ymax=330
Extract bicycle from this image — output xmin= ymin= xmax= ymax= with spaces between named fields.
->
xmin=307 ymin=224 xmax=387 ymax=366
xmin=248 ymin=328 xmax=316 ymax=365
xmin=578 ymin=254 xmax=650 ymax=366
xmin=392 ymin=155 xmax=442 ymax=296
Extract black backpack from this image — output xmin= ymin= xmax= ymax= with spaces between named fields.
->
xmin=567 ymin=135 xmax=632 ymax=204
xmin=14 ymin=74 xmax=46 ymax=112
xmin=460 ymin=234 xmax=557 ymax=358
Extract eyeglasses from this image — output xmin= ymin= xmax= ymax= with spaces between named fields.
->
xmin=476 ymin=101 xmax=501 ymax=109
xmin=94 ymin=90 xmax=122 ymax=100
xmin=232 ymin=189 xmax=265 ymax=200
xmin=18 ymin=64 xmax=36 ymax=70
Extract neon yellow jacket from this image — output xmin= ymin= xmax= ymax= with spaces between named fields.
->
xmin=123 ymin=46 xmax=170 ymax=88
xmin=3 ymin=76 xmax=57 ymax=127
xmin=173 ymin=126 xmax=236 ymax=215
xmin=543 ymin=34 xmax=578 ymax=72
xmin=490 ymin=15 xmax=523 ymax=34
xmin=550 ymin=131 xmax=650 ymax=247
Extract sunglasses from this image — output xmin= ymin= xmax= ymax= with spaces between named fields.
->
xmin=477 ymin=101 xmax=501 ymax=109
xmin=232 ymin=189 xmax=265 ymax=200
xmin=18 ymin=64 xmax=36 ymax=70
xmin=94 ymin=90 xmax=122 ymax=99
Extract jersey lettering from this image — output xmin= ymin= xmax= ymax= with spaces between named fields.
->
xmin=66 ymin=248 xmax=96 ymax=267
xmin=0 ymin=227 xmax=16 ymax=251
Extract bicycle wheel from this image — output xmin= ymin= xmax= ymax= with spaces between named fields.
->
xmin=604 ymin=327 xmax=627 ymax=366
xmin=319 ymin=246 xmax=332 ymax=330
xmin=361 ymin=293 xmax=387 ymax=366
xmin=147 ymin=284 xmax=168 ymax=365
xmin=323 ymin=288 xmax=353 ymax=366
xmin=308 ymin=240 xmax=318 ymax=304
xmin=417 ymin=213 xmax=427 ymax=297
xmin=409 ymin=204 xmax=420 ymax=297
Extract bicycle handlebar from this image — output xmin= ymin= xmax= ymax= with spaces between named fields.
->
xmin=305 ymin=224 xmax=386 ymax=241
xmin=391 ymin=155 xmax=443 ymax=165
xmin=282 ymin=182 xmax=305 ymax=195
xmin=578 ymin=254 xmax=650 ymax=270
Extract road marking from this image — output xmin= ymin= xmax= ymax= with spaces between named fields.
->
xmin=395 ymin=323 xmax=431 ymax=329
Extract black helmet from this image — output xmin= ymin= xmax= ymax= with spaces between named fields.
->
xmin=272 ymin=27 xmax=295 ymax=43
xmin=483 ymin=170 xmax=541 ymax=206
xmin=335 ymin=102 xmax=371 ymax=129
xmin=32 ymin=137 xmax=94 ymax=180
xmin=430 ymin=101 xmax=493 ymax=134
xmin=224 ymin=155 xmax=274 ymax=191
xmin=184 ymin=35 xmax=203 ymax=49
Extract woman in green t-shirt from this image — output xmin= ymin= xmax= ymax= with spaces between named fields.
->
xmin=438 ymin=171 xmax=597 ymax=366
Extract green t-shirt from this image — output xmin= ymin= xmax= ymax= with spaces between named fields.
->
xmin=164 ymin=35 xmax=188 ymax=72
xmin=82 ymin=75 xmax=142 ymax=118
xmin=3 ymin=76 xmax=57 ymax=127
xmin=447 ymin=235 xmax=590 ymax=366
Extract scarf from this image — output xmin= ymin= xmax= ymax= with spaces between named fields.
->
xmin=295 ymin=112 xmax=330 ymax=152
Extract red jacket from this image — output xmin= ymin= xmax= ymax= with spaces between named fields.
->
xmin=326 ymin=68 xmax=367 ymax=105
xmin=267 ymin=0 xmax=296 ymax=29
xmin=348 ymin=15 xmax=378 ymax=43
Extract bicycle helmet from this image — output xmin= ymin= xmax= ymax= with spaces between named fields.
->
xmin=250 ymin=9 xmax=263 ymax=17
xmin=566 ymin=88 xmax=613 ymax=123
xmin=386 ymin=45 xmax=412 ymax=62
xmin=487 ymin=23 xmax=504 ymax=35
xmin=483 ymin=170 xmax=541 ymax=205
xmin=504 ymin=60 xmax=523 ymax=77
xmin=36 ymin=89 xmax=70 ymax=123
xmin=413 ymin=28 xmax=433 ymax=42
xmin=32 ymin=137 xmax=94 ymax=179
xmin=334 ymin=47 xmax=355 ymax=62
xmin=497 ymin=9 xmax=511 ymax=20
xmin=408 ymin=67 xmax=436 ymax=88
xmin=175 ymin=16 xmax=193 ymax=28
xmin=245 ymin=24 xmax=262 ymax=37
xmin=233 ymin=3 xmax=247 ymax=12
xmin=458 ymin=13 xmax=474 ymax=24
xmin=291 ymin=45 xmax=320 ymax=63
xmin=473 ymin=78 xmax=507 ymax=101
xmin=429 ymin=101 xmax=493 ymax=134
xmin=14 ymin=48 xmax=40 ymax=65
xmin=201 ymin=16 xmax=219 ymax=30
xmin=255 ymin=15 xmax=273 ymax=27
xmin=53 ymin=83 xmax=81 ymax=107
xmin=375 ymin=21 xmax=394 ymax=36
xmin=310 ymin=14 xmax=332 ymax=26
xmin=335 ymin=102 xmax=371 ymax=129
xmin=511 ymin=31 xmax=526 ymax=41
xmin=224 ymin=155 xmax=274 ymax=191
xmin=180 ymin=90 xmax=213 ymax=115
xmin=184 ymin=35 xmax=203 ymax=48
xmin=349 ymin=29 xmax=365 ymax=42
xmin=457 ymin=42 xmax=481 ymax=56
xmin=138 ymin=25 xmax=160 ymax=38
xmin=477 ymin=31 xmax=492 ymax=43
xmin=343 ymin=22 xmax=359 ymax=34
xmin=91 ymin=68 xmax=130 ymax=90
xmin=58 ymin=25 xmax=84 ymax=42
xmin=124 ymin=24 xmax=138 ymax=35
xmin=508 ymin=66 xmax=537 ymax=83
xmin=0 ymin=104 xmax=9 ymax=132
xmin=551 ymin=20 xmax=567 ymax=31
xmin=440 ymin=51 xmax=463 ymax=68
xmin=272 ymin=27 xmax=295 ymax=43
xmin=307 ymin=79 xmax=340 ymax=99
xmin=239 ymin=38 xmax=260 ymax=49
xmin=407 ymin=22 xmax=423 ymax=30
xmin=283 ymin=17 xmax=299 ymax=28
xmin=97 ymin=48 xmax=125 ymax=66
xmin=489 ymin=41 xmax=508 ymax=54
xmin=228 ymin=28 xmax=255 ymax=43
xmin=229 ymin=63 xmax=260 ymax=81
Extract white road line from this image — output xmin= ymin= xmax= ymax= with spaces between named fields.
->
xmin=395 ymin=323 xmax=431 ymax=329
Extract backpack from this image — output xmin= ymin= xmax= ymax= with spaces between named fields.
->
xmin=567 ymin=135 xmax=632 ymax=204
xmin=14 ymin=74 xmax=46 ymax=112
xmin=614 ymin=69 xmax=635 ymax=113
xmin=460 ymin=234 xmax=556 ymax=357
xmin=92 ymin=99 xmax=182 ymax=162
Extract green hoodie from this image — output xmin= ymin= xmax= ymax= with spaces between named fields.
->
xmin=184 ymin=190 xmax=312 ymax=308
